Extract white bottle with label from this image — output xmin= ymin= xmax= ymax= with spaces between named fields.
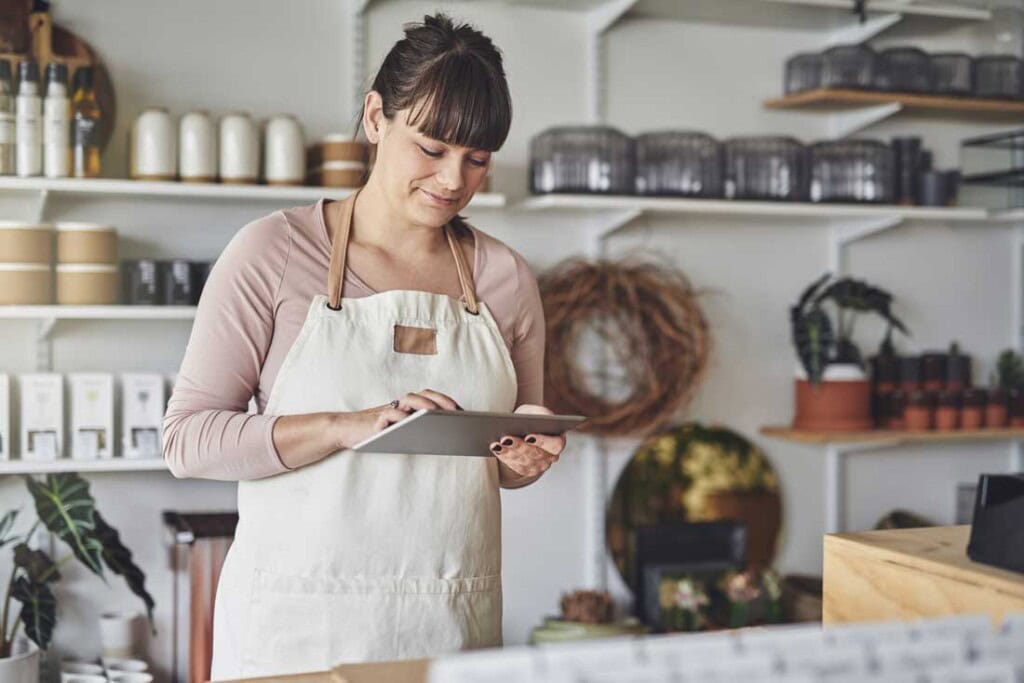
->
xmin=15 ymin=60 xmax=42 ymax=177
xmin=43 ymin=62 xmax=70 ymax=178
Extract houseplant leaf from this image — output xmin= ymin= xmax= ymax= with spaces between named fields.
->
xmin=11 ymin=575 xmax=56 ymax=650
xmin=92 ymin=512 xmax=156 ymax=625
xmin=13 ymin=543 xmax=60 ymax=584
xmin=0 ymin=509 xmax=18 ymax=549
xmin=792 ymin=272 xmax=831 ymax=319
xmin=25 ymin=473 xmax=105 ymax=578
xmin=996 ymin=349 xmax=1024 ymax=391
xmin=792 ymin=307 xmax=834 ymax=384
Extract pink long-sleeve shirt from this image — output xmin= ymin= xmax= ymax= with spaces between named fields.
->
xmin=162 ymin=199 xmax=545 ymax=481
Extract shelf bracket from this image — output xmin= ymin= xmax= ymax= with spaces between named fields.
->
xmin=825 ymin=439 xmax=902 ymax=534
xmin=583 ymin=0 xmax=637 ymax=124
xmin=35 ymin=317 xmax=55 ymax=371
xmin=585 ymin=208 xmax=643 ymax=254
xmin=33 ymin=189 xmax=49 ymax=222
xmin=826 ymin=12 xmax=902 ymax=48
xmin=826 ymin=102 xmax=903 ymax=140
xmin=828 ymin=214 xmax=903 ymax=273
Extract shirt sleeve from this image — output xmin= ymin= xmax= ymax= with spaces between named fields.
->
xmin=510 ymin=252 xmax=546 ymax=407
xmin=162 ymin=212 xmax=292 ymax=481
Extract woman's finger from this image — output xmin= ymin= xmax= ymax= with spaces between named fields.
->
xmin=417 ymin=389 xmax=460 ymax=411
xmin=399 ymin=392 xmax=443 ymax=412
xmin=514 ymin=403 xmax=553 ymax=416
xmin=523 ymin=433 xmax=566 ymax=456
xmin=375 ymin=407 xmax=412 ymax=429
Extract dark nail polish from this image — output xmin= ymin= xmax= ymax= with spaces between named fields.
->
xmin=501 ymin=438 xmax=514 ymax=447
xmin=491 ymin=444 xmax=501 ymax=453
xmin=526 ymin=436 xmax=537 ymax=444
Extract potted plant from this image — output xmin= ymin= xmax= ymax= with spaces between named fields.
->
xmin=790 ymin=273 xmax=909 ymax=431
xmin=0 ymin=473 xmax=154 ymax=682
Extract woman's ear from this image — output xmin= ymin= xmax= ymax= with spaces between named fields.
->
xmin=362 ymin=91 xmax=386 ymax=144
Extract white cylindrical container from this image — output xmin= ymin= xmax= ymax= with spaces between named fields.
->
xmin=264 ymin=114 xmax=305 ymax=185
xmin=56 ymin=263 xmax=118 ymax=305
xmin=178 ymin=110 xmax=216 ymax=183
xmin=15 ymin=60 xmax=42 ymax=178
xmin=0 ymin=221 xmax=53 ymax=263
xmin=218 ymin=112 xmax=259 ymax=184
xmin=130 ymin=107 xmax=176 ymax=181
xmin=100 ymin=658 xmax=148 ymax=673
xmin=43 ymin=62 xmax=70 ymax=178
xmin=98 ymin=613 xmax=138 ymax=659
xmin=0 ymin=263 xmax=52 ymax=304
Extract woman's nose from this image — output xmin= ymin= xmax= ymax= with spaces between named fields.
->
xmin=436 ymin=158 xmax=465 ymax=192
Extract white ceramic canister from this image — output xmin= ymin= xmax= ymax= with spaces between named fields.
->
xmin=130 ymin=107 xmax=176 ymax=181
xmin=263 ymin=114 xmax=305 ymax=185
xmin=178 ymin=110 xmax=216 ymax=183
xmin=218 ymin=112 xmax=259 ymax=184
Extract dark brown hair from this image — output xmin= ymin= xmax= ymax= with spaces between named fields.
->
xmin=364 ymin=13 xmax=512 ymax=152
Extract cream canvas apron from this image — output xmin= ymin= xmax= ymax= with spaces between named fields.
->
xmin=210 ymin=192 xmax=518 ymax=680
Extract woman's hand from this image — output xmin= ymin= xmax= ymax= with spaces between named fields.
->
xmin=491 ymin=404 xmax=566 ymax=488
xmin=333 ymin=389 xmax=462 ymax=451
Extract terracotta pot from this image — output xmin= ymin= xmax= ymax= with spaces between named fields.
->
xmin=986 ymin=388 xmax=1008 ymax=428
xmin=793 ymin=376 xmax=872 ymax=431
xmin=703 ymin=490 xmax=782 ymax=570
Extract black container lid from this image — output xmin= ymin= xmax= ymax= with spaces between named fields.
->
xmin=46 ymin=62 xmax=67 ymax=87
xmin=947 ymin=351 xmax=972 ymax=385
xmin=963 ymin=388 xmax=987 ymax=406
xmin=0 ymin=60 xmax=11 ymax=82
xmin=921 ymin=352 xmax=948 ymax=380
xmin=73 ymin=65 xmax=93 ymax=91
xmin=18 ymin=60 xmax=38 ymax=83
xmin=900 ymin=355 xmax=923 ymax=382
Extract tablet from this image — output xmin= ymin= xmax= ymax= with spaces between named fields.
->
xmin=351 ymin=409 xmax=587 ymax=457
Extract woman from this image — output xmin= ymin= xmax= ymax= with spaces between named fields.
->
xmin=163 ymin=13 xmax=564 ymax=680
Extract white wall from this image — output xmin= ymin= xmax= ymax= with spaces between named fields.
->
xmin=0 ymin=1 xmax=1015 ymax=681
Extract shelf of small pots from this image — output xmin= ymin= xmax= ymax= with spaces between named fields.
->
xmin=790 ymin=274 xmax=909 ymax=432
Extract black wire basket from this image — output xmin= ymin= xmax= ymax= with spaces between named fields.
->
xmin=635 ymin=132 xmax=723 ymax=198
xmin=874 ymin=47 xmax=935 ymax=93
xmin=821 ymin=44 xmax=876 ymax=90
xmin=932 ymin=53 xmax=974 ymax=97
xmin=785 ymin=52 xmax=823 ymax=94
xmin=724 ymin=136 xmax=809 ymax=201
xmin=529 ymin=126 xmax=636 ymax=195
xmin=810 ymin=139 xmax=895 ymax=204
xmin=974 ymin=56 xmax=1024 ymax=99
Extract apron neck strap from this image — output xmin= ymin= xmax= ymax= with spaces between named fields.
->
xmin=326 ymin=191 xmax=479 ymax=314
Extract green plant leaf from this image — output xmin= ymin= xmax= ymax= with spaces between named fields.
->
xmin=12 ymin=576 xmax=56 ymax=650
xmin=996 ymin=349 xmax=1024 ymax=391
xmin=0 ymin=509 xmax=18 ymax=549
xmin=13 ymin=543 xmax=60 ymax=584
xmin=25 ymin=473 xmax=104 ymax=578
xmin=792 ymin=272 xmax=831 ymax=319
xmin=92 ymin=512 xmax=156 ymax=625
xmin=792 ymin=306 xmax=834 ymax=384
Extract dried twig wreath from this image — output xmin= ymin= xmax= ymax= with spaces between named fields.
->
xmin=539 ymin=258 xmax=710 ymax=436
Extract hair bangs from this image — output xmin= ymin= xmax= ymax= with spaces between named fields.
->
xmin=406 ymin=53 xmax=511 ymax=152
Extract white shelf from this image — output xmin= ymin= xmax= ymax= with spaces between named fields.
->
xmin=0 ymin=176 xmax=507 ymax=208
xmin=0 ymin=458 xmax=169 ymax=475
xmin=521 ymin=194 xmax=994 ymax=221
xmin=0 ymin=305 xmax=197 ymax=321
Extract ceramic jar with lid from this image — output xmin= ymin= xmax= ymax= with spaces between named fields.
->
xmin=263 ymin=114 xmax=305 ymax=186
xmin=56 ymin=222 xmax=117 ymax=264
xmin=178 ymin=110 xmax=217 ymax=183
xmin=0 ymin=263 xmax=51 ymax=303
xmin=904 ymin=390 xmax=935 ymax=431
xmin=987 ymin=388 xmax=1008 ymax=428
xmin=131 ymin=108 xmax=176 ymax=181
xmin=885 ymin=390 xmax=906 ymax=430
xmin=0 ymin=220 xmax=52 ymax=263
xmin=56 ymin=263 xmax=118 ymax=305
xmin=961 ymin=388 xmax=986 ymax=430
xmin=934 ymin=390 xmax=961 ymax=431
xmin=219 ymin=113 xmax=259 ymax=184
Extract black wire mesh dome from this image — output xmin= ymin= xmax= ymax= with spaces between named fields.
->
xmin=724 ymin=136 xmax=809 ymax=201
xmin=974 ymin=56 xmax=1024 ymax=99
xmin=821 ymin=44 xmax=876 ymax=90
xmin=635 ymin=131 xmax=724 ymax=198
xmin=810 ymin=139 xmax=895 ymax=204
xmin=932 ymin=53 xmax=974 ymax=97
xmin=785 ymin=52 xmax=823 ymax=94
xmin=874 ymin=47 xmax=935 ymax=93
xmin=529 ymin=126 xmax=636 ymax=195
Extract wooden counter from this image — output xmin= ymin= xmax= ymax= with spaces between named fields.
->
xmin=216 ymin=658 xmax=429 ymax=683
xmin=823 ymin=525 xmax=1024 ymax=626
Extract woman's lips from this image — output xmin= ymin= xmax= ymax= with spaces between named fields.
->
xmin=421 ymin=188 xmax=457 ymax=206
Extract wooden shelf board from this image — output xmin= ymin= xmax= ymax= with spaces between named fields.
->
xmin=761 ymin=425 xmax=1024 ymax=445
xmin=0 ymin=458 xmax=169 ymax=475
xmin=765 ymin=89 xmax=1024 ymax=115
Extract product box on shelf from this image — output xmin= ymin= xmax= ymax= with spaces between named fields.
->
xmin=121 ymin=373 xmax=164 ymax=459
xmin=19 ymin=373 xmax=64 ymax=461
xmin=69 ymin=373 xmax=114 ymax=460
xmin=0 ymin=374 xmax=9 ymax=461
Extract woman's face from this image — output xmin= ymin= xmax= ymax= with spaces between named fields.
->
xmin=365 ymin=93 xmax=492 ymax=227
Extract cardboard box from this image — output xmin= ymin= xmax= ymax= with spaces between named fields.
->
xmin=0 ymin=374 xmax=9 ymax=461
xmin=121 ymin=373 xmax=164 ymax=459
xmin=69 ymin=373 xmax=114 ymax=460
xmin=19 ymin=373 xmax=63 ymax=460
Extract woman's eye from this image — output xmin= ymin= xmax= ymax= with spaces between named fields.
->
xmin=419 ymin=145 xmax=443 ymax=158
xmin=468 ymin=157 xmax=488 ymax=168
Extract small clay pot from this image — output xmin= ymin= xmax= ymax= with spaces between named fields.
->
xmin=1010 ymin=388 xmax=1024 ymax=428
xmin=921 ymin=352 xmax=947 ymax=392
xmin=961 ymin=388 xmax=986 ymax=430
xmin=899 ymin=356 xmax=922 ymax=392
xmin=904 ymin=390 xmax=935 ymax=431
xmin=885 ymin=390 xmax=907 ymax=430
xmin=793 ymin=370 xmax=873 ymax=432
xmin=935 ymin=390 xmax=961 ymax=431
xmin=986 ymin=388 xmax=1008 ymax=428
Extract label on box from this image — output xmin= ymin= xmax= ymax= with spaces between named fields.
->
xmin=122 ymin=373 xmax=164 ymax=459
xmin=70 ymin=373 xmax=114 ymax=460
xmin=19 ymin=374 xmax=63 ymax=460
